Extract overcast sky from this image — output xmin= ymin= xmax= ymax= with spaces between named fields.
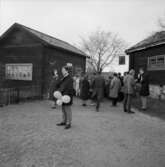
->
xmin=0 ymin=0 xmax=165 ymax=47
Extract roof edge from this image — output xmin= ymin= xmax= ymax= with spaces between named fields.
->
xmin=125 ymin=40 xmax=165 ymax=54
xmin=0 ymin=22 xmax=87 ymax=57
xmin=16 ymin=23 xmax=87 ymax=57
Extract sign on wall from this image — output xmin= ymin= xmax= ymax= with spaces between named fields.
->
xmin=5 ymin=63 xmax=33 ymax=81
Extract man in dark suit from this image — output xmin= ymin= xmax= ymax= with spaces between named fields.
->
xmin=92 ymin=71 xmax=105 ymax=112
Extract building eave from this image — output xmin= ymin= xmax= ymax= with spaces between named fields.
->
xmin=126 ymin=41 xmax=165 ymax=54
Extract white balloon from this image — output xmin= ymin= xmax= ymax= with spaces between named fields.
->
xmin=56 ymin=99 xmax=63 ymax=106
xmin=53 ymin=91 xmax=62 ymax=99
xmin=62 ymin=95 xmax=71 ymax=104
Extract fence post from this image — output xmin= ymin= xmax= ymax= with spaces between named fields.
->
xmin=0 ymin=89 xmax=4 ymax=107
xmin=16 ymin=88 xmax=19 ymax=104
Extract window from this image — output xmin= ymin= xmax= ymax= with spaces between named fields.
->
xmin=157 ymin=55 xmax=164 ymax=66
xmin=148 ymin=55 xmax=165 ymax=70
xmin=119 ymin=56 xmax=125 ymax=65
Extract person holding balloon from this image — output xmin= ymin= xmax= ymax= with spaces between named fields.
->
xmin=55 ymin=66 xmax=74 ymax=129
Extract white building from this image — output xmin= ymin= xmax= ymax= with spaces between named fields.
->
xmin=86 ymin=54 xmax=129 ymax=75
xmin=104 ymin=54 xmax=129 ymax=75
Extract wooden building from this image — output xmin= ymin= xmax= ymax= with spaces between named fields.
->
xmin=0 ymin=23 xmax=87 ymax=103
xmin=126 ymin=31 xmax=165 ymax=98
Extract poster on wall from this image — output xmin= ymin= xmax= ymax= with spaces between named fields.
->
xmin=5 ymin=63 xmax=33 ymax=81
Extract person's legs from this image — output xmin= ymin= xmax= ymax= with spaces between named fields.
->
xmin=96 ymin=97 xmax=100 ymax=111
xmin=56 ymin=105 xmax=66 ymax=126
xmin=123 ymin=93 xmax=128 ymax=112
xmin=62 ymin=105 xmax=67 ymax=123
xmin=82 ymin=100 xmax=87 ymax=106
xmin=51 ymin=98 xmax=57 ymax=109
xmin=114 ymin=98 xmax=118 ymax=106
xmin=65 ymin=105 xmax=72 ymax=127
xmin=111 ymin=98 xmax=117 ymax=106
xmin=64 ymin=105 xmax=72 ymax=129
xmin=90 ymin=92 xmax=96 ymax=106
xmin=111 ymin=98 xmax=114 ymax=106
xmin=141 ymin=96 xmax=147 ymax=110
xmin=127 ymin=94 xmax=133 ymax=112
xmin=78 ymin=89 xmax=80 ymax=97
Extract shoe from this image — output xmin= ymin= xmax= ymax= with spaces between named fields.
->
xmin=82 ymin=104 xmax=87 ymax=106
xmin=111 ymin=104 xmax=117 ymax=107
xmin=65 ymin=124 xmax=71 ymax=129
xmin=51 ymin=106 xmax=56 ymax=109
xmin=127 ymin=110 xmax=135 ymax=114
xmin=56 ymin=122 xmax=66 ymax=126
xmin=141 ymin=108 xmax=147 ymax=111
xmin=124 ymin=109 xmax=127 ymax=112
xmin=96 ymin=106 xmax=99 ymax=112
xmin=96 ymin=108 xmax=99 ymax=112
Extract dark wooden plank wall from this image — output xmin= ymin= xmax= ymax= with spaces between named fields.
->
xmin=42 ymin=46 xmax=86 ymax=95
xmin=0 ymin=26 xmax=86 ymax=99
xmin=129 ymin=44 xmax=165 ymax=85
xmin=0 ymin=45 xmax=43 ymax=88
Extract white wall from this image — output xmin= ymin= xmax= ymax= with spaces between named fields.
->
xmin=104 ymin=54 xmax=129 ymax=75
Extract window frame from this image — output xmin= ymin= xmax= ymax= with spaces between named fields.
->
xmin=148 ymin=55 xmax=165 ymax=71
xmin=119 ymin=56 xmax=126 ymax=65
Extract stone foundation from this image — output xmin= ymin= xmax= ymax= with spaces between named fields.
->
xmin=149 ymin=84 xmax=165 ymax=100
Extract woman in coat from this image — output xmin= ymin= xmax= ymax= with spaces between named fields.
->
xmin=80 ymin=74 xmax=90 ymax=106
xmin=109 ymin=73 xmax=121 ymax=106
xmin=56 ymin=66 xmax=74 ymax=129
xmin=139 ymin=68 xmax=150 ymax=110
xmin=123 ymin=69 xmax=136 ymax=113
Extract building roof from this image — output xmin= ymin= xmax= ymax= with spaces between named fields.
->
xmin=126 ymin=31 xmax=165 ymax=54
xmin=0 ymin=23 xmax=87 ymax=57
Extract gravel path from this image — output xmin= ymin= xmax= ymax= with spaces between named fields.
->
xmin=0 ymin=98 xmax=165 ymax=167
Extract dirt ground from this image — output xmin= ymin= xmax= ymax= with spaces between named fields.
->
xmin=0 ymin=98 xmax=165 ymax=167
xmin=132 ymin=96 xmax=165 ymax=120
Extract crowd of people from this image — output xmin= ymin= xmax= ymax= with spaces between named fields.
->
xmin=49 ymin=66 xmax=150 ymax=129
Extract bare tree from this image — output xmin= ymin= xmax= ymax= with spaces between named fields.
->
xmin=158 ymin=14 xmax=165 ymax=29
xmin=80 ymin=30 xmax=127 ymax=73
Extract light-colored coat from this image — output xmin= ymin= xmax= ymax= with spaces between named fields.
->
xmin=123 ymin=74 xmax=135 ymax=94
xmin=109 ymin=77 xmax=121 ymax=98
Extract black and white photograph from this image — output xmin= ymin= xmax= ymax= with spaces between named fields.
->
xmin=0 ymin=0 xmax=165 ymax=166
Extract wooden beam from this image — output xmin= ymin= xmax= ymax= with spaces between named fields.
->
xmin=0 ymin=43 xmax=42 ymax=48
